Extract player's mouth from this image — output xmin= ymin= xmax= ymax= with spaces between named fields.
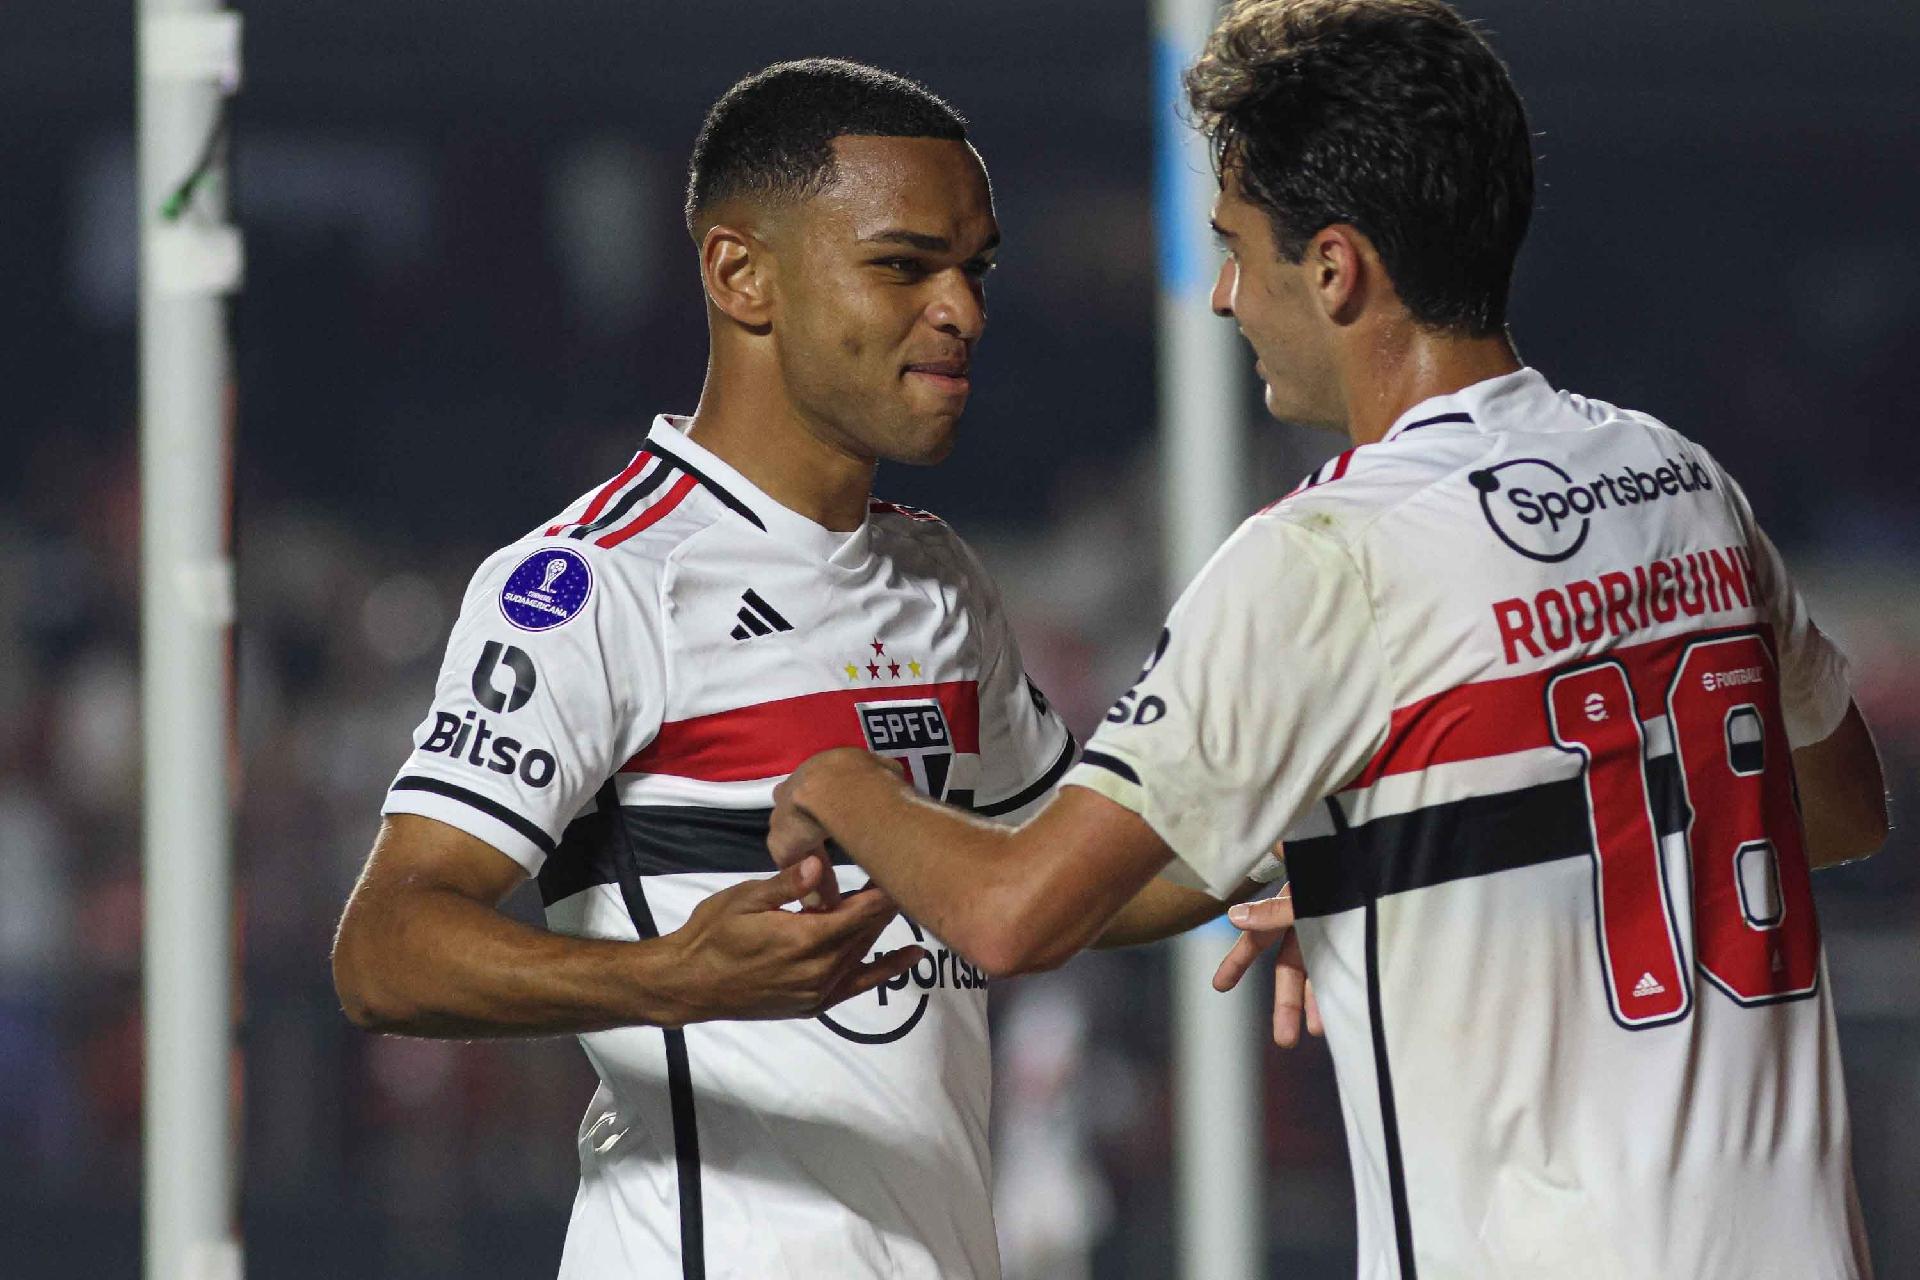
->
xmin=903 ymin=357 xmax=971 ymax=395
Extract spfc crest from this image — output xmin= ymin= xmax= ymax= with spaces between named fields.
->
xmin=856 ymin=698 xmax=956 ymax=801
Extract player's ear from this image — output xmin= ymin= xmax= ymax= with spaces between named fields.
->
xmin=699 ymin=220 xmax=775 ymax=332
xmin=1308 ymin=223 xmax=1371 ymax=327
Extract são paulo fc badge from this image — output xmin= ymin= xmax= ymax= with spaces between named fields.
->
xmin=856 ymin=697 xmax=954 ymax=801
xmin=500 ymin=547 xmax=592 ymax=631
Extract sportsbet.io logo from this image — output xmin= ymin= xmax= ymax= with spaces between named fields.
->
xmin=816 ymin=913 xmax=988 ymax=1045
xmin=1470 ymin=455 xmax=1713 ymax=563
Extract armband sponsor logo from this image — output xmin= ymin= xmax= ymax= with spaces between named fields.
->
xmin=817 ymin=915 xmax=987 ymax=1045
xmin=421 ymin=709 xmax=558 ymax=787
xmin=1469 ymin=455 xmax=1713 ymax=563
xmin=499 ymin=547 xmax=592 ymax=632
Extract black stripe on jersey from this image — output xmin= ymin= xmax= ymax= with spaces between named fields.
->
xmin=1287 ymin=757 xmax=1687 ymax=920
xmin=1397 ymin=410 xmax=1473 ymax=434
xmin=595 ymin=784 xmax=707 ymax=1280
xmin=390 ymin=775 xmax=556 ymax=855
xmin=570 ymin=457 xmax=676 ymax=539
xmin=644 ymin=436 xmax=768 ymax=531
xmin=972 ymin=735 xmax=1078 ymax=818
xmin=1075 ymin=749 xmax=1140 ymax=787
xmin=1347 ymin=801 xmax=1418 ymax=1280
xmin=539 ymin=805 xmax=857 ymax=905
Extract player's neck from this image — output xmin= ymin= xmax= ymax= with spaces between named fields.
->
xmin=683 ymin=376 xmax=876 ymax=533
xmin=1339 ymin=329 xmax=1522 ymax=447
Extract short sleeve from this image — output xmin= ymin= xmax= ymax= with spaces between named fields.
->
xmin=382 ymin=542 xmax=665 ymax=874
xmin=1063 ymin=517 xmax=1390 ymax=897
xmin=1720 ymin=468 xmax=1853 ymax=746
xmin=958 ymin=544 xmax=1076 ymax=824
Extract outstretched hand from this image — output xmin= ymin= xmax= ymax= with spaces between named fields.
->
xmin=1212 ymin=886 xmax=1323 ymax=1048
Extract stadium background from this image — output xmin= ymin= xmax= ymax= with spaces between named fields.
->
xmin=4 ymin=0 xmax=1918 ymax=1274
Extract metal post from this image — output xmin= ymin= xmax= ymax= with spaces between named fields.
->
xmin=138 ymin=2 xmax=243 ymax=1277
xmin=1152 ymin=1 xmax=1264 ymax=1277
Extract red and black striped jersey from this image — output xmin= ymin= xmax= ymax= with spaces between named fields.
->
xmin=1068 ymin=369 xmax=1868 ymax=1280
xmin=384 ymin=415 xmax=1073 ymax=1280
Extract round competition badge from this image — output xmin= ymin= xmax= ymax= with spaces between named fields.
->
xmin=499 ymin=547 xmax=593 ymax=632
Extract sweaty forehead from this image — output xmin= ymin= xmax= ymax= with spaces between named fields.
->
xmin=806 ymin=135 xmax=995 ymax=245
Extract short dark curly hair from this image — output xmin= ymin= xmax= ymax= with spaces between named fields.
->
xmin=1186 ymin=0 xmax=1534 ymax=336
xmin=685 ymin=58 xmax=968 ymax=232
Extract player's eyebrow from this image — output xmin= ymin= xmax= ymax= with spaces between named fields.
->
xmin=862 ymin=229 xmax=1002 ymax=256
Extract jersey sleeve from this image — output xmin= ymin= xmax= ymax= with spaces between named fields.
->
xmin=381 ymin=542 xmax=665 ymax=875
xmin=1062 ymin=517 xmax=1391 ymax=897
xmin=1720 ymin=468 xmax=1854 ymax=746
xmin=951 ymin=538 xmax=1076 ymax=824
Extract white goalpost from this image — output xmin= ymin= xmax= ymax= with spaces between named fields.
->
xmin=1152 ymin=1 xmax=1266 ymax=1277
xmin=138 ymin=0 xmax=244 ymax=1276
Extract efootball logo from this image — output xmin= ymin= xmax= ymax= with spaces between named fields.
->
xmin=1470 ymin=454 xmax=1713 ymax=563
xmin=855 ymin=698 xmax=955 ymax=801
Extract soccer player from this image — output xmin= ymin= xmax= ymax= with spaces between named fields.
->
xmin=333 ymin=59 xmax=1235 ymax=1280
xmin=767 ymin=4 xmax=1891 ymax=1276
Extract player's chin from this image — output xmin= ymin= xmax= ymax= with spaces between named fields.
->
xmin=890 ymin=422 xmax=959 ymax=466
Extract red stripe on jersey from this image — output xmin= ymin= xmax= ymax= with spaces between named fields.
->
xmin=547 ymin=450 xmax=653 ymax=536
xmin=1328 ymin=448 xmax=1355 ymax=481
xmin=869 ymin=499 xmax=943 ymax=523
xmin=1344 ymin=625 xmax=1774 ymax=790
xmin=624 ymin=680 xmax=982 ymax=782
xmin=595 ymin=473 xmax=698 ymax=548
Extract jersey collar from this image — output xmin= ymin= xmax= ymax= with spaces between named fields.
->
xmin=645 ymin=416 xmax=873 ymax=565
xmin=1380 ymin=366 xmax=1554 ymax=444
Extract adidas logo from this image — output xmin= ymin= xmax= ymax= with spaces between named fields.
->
xmin=729 ymin=589 xmax=793 ymax=641
xmin=1632 ymin=972 xmax=1666 ymax=999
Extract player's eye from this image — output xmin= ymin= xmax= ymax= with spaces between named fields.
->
xmin=962 ymin=259 xmax=997 ymax=282
xmin=872 ymin=256 xmax=929 ymax=278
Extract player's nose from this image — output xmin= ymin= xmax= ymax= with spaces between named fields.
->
xmin=1210 ymin=256 xmax=1237 ymax=319
xmin=926 ymin=272 xmax=986 ymax=343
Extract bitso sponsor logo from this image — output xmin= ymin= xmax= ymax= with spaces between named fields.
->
xmin=817 ymin=914 xmax=988 ymax=1045
xmin=421 ymin=709 xmax=557 ymax=787
xmin=1469 ymin=455 xmax=1712 ymax=563
xmin=470 ymin=640 xmax=536 ymax=713
xmin=499 ymin=547 xmax=592 ymax=631
xmin=857 ymin=698 xmax=956 ymax=801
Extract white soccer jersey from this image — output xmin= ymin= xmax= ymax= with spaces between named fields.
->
xmin=1068 ymin=369 xmax=1870 ymax=1279
xmin=383 ymin=416 xmax=1074 ymax=1280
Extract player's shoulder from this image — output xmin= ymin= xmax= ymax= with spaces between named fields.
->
xmin=867 ymin=496 xmax=969 ymax=564
xmin=533 ymin=450 xmax=736 ymax=568
xmin=866 ymin=497 xmax=1010 ymax=609
xmin=456 ymin=452 xmax=734 ymax=626
xmin=1251 ymin=436 xmax=1453 ymax=547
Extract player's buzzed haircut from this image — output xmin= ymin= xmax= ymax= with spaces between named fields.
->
xmin=685 ymin=58 xmax=969 ymax=231
xmin=1186 ymin=0 xmax=1534 ymax=336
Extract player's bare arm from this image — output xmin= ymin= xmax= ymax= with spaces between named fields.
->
xmin=770 ymin=750 xmax=1176 ymax=977
xmin=1792 ymin=700 xmax=1889 ymax=867
xmin=333 ymin=813 xmax=921 ymax=1035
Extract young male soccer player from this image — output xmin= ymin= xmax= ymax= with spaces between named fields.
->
xmin=769 ymin=4 xmax=1890 ymax=1276
xmin=333 ymin=60 xmax=1234 ymax=1279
